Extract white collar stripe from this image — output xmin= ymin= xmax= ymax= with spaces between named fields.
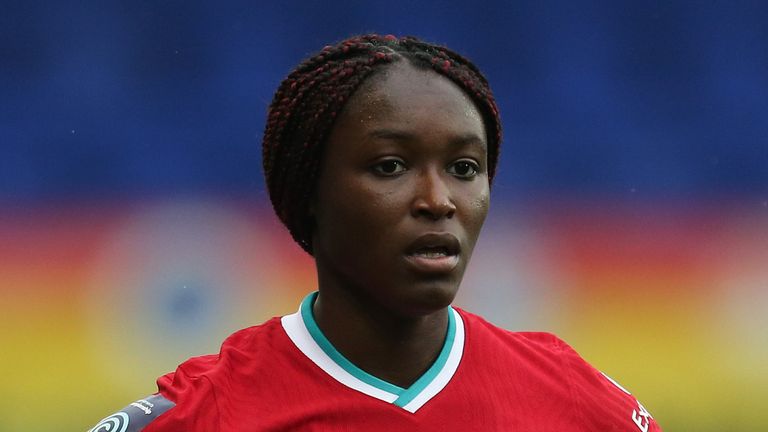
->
xmin=280 ymin=292 xmax=465 ymax=413
xmin=298 ymin=293 xmax=405 ymax=395
xmin=392 ymin=308 xmax=456 ymax=408
xmin=401 ymin=308 xmax=465 ymax=412
xmin=281 ymin=308 xmax=399 ymax=403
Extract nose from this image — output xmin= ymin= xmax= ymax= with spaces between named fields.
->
xmin=411 ymin=169 xmax=456 ymax=220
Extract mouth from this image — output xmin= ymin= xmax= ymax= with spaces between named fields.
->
xmin=404 ymin=233 xmax=461 ymax=273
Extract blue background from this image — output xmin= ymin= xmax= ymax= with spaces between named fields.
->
xmin=3 ymin=1 xmax=766 ymax=205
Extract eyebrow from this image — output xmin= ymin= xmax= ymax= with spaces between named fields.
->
xmin=367 ymin=128 xmax=487 ymax=149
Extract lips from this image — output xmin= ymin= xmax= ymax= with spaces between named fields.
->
xmin=404 ymin=233 xmax=461 ymax=273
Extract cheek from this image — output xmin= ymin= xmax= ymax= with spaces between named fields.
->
xmin=463 ymin=185 xmax=490 ymax=240
xmin=337 ymin=184 xmax=396 ymax=223
xmin=472 ymin=182 xmax=490 ymax=207
xmin=475 ymin=191 xmax=490 ymax=219
xmin=316 ymin=180 xmax=402 ymax=249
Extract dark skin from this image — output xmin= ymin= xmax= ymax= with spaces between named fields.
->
xmin=311 ymin=62 xmax=490 ymax=388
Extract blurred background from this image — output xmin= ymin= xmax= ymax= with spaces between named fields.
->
xmin=1 ymin=1 xmax=767 ymax=430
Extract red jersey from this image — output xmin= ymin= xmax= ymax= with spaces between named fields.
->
xmin=90 ymin=293 xmax=661 ymax=431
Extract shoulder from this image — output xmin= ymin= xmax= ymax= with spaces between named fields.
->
xmin=456 ymin=308 xmax=662 ymax=430
xmin=165 ymin=317 xmax=284 ymax=377
xmin=88 ymin=394 xmax=175 ymax=432
xmin=157 ymin=317 xmax=285 ymax=399
xmin=456 ymin=308 xmax=583 ymax=384
xmin=89 ymin=318 xmax=284 ymax=431
xmin=555 ymin=339 xmax=663 ymax=431
xmin=455 ymin=307 xmax=565 ymax=353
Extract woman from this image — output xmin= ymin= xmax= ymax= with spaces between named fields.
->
xmin=90 ymin=34 xmax=661 ymax=431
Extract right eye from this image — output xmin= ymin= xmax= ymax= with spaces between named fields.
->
xmin=371 ymin=159 xmax=407 ymax=176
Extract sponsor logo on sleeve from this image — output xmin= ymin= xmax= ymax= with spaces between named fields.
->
xmin=89 ymin=412 xmax=129 ymax=432
xmin=129 ymin=399 xmax=155 ymax=415
xmin=89 ymin=394 xmax=175 ymax=432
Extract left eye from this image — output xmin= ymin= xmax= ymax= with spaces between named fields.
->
xmin=447 ymin=160 xmax=479 ymax=178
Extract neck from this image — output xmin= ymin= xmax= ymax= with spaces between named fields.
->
xmin=311 ymin=287 xmax=450 ymax=389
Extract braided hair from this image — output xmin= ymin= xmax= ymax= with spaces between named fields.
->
xmin=262 ymin=34 xmax=502 ymax=254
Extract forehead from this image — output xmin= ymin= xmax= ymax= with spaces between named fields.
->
xmin=339 ymin=62 xmax=486 ymax=142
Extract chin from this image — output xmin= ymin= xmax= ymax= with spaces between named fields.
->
xmin=399 ymin=279 xmax=460 ymax=317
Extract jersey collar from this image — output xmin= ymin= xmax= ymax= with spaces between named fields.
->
xmin=281 ymin=292 xmax=465 ymax=413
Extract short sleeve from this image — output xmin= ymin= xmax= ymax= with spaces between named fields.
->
xmin=556 ymin=338 xmax=662 ymax=432
xmin=142 ymin=358 xmax=221 ymax=432
xmin=87 ymin=394 xmax=175 ymax=432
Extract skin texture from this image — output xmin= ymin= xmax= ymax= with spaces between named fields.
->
xmin=311 ymin=61 xmax=490 ymax=388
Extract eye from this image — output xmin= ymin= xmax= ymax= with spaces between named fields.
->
xmin=447 ymin=160 xmax=480 ymax=179
xmin=371 ymin=159 xmax=407 ymax=176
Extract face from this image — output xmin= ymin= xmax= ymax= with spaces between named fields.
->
xmin=312 ymin=61 xmax=490 ymax=318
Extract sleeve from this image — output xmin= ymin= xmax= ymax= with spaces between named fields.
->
xmin=87 ymin=394 xmax=175 ymax=432
xmin=556 ymin=338 xmax=663 ymax=432
xmin=88 ymin=357 xmax=221 ymax=432
xmin=142 ymin=363 xmax=221 ymax=432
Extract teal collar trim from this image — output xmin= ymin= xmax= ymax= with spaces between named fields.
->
xmin=299 ymin=291 xmax=457 ymax=408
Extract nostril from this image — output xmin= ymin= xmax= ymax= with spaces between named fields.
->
xmin=413 ymin=197 xmax=456 ymax=220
